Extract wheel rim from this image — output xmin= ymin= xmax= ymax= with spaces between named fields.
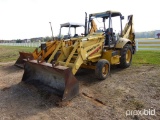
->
xmin=102 ymin=64 xmax=109 ymax=76
xmin=126 ymin=49 xmax=131 ymax=63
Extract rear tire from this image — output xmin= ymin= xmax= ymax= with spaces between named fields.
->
xmin=119 ymin=44 xmax=132 ymax=68
xmin=95 ymin=59 xmax=110 ymax=80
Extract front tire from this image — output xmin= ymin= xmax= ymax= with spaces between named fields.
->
xmin=95 ymin=59 xmax=110 ymax=80
xmin=119 ymin=44 xmax=132 ymax=68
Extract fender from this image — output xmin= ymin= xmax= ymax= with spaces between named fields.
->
xmin=115 ymin=37 xmax=131 ymax=48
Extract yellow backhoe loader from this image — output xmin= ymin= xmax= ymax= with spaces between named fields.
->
xmin=14 ymin=22 xmax=85 ymax=68
xmin=22 ymin=11 xmax=135 ymax=101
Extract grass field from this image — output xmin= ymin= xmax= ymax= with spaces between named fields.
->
xmin=136 ymin=38 xmax=160 ymax=40
xmin=0 ymin=45 xmax=160 ymax=66
xmin=133 ymin=51 xmax=160 ymax=66
xmin=0 ymin=46 xmax=36 ymax=62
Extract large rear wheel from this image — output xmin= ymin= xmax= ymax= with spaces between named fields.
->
xmin=119 ymin=44 xmax=132 ymax=68
xmin=95 ymin=59 xmax=110 ymax=80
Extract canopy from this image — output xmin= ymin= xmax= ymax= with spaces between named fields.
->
xmin=61 ymin=22 xmax=85 ymax=27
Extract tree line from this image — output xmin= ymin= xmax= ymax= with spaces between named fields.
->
xmin=135 ymin=31 xmax=155 ymax=38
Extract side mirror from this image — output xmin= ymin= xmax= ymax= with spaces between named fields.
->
xmin=121 ymin=16 xmax=124 ymax=20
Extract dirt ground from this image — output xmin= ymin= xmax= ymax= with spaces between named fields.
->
xmin=0 ymin=62 xmax=159 ymax=120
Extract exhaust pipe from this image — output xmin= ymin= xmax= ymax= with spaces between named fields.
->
xmin=84 ymin=12 xmax=88 ymax=36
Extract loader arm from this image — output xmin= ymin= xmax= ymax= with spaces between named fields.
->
xmin=58 ymin=34 xmax=104 ymax=75
xmin=39 ymin=41 xmax=58 ymax=62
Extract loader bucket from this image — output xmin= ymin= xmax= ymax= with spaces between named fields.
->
xmin=14 ymin=52 xmax=34 ymax=68
xmin=22 ymin=60 xmax=79 ymax=101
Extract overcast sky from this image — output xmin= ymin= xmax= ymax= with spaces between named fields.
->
xmin=0 ymin=0 xmax=159 ymax=40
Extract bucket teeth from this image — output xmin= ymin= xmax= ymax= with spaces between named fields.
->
xmin=22 ymin=60 xmax=79 ymax=101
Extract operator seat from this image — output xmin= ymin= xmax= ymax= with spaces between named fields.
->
xmin=105 ymin=28 xmax=113 ymax=45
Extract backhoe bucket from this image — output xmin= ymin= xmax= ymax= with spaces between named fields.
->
xmin=22 ymin=60 xmax=79 ymax=101
xmin=15 ymin=52 xmax=34 ymax=68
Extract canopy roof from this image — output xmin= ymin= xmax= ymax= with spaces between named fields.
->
xmin=90 ymin=10 xmax=122 ymax=18
xmin=60 ymin=22 xmax=85 ymax=27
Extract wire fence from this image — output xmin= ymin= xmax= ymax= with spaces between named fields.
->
xmin=0 ymin=42 xmax=40 ymax=47
xmin=136 ymin=39 xmax=160 ymax=51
